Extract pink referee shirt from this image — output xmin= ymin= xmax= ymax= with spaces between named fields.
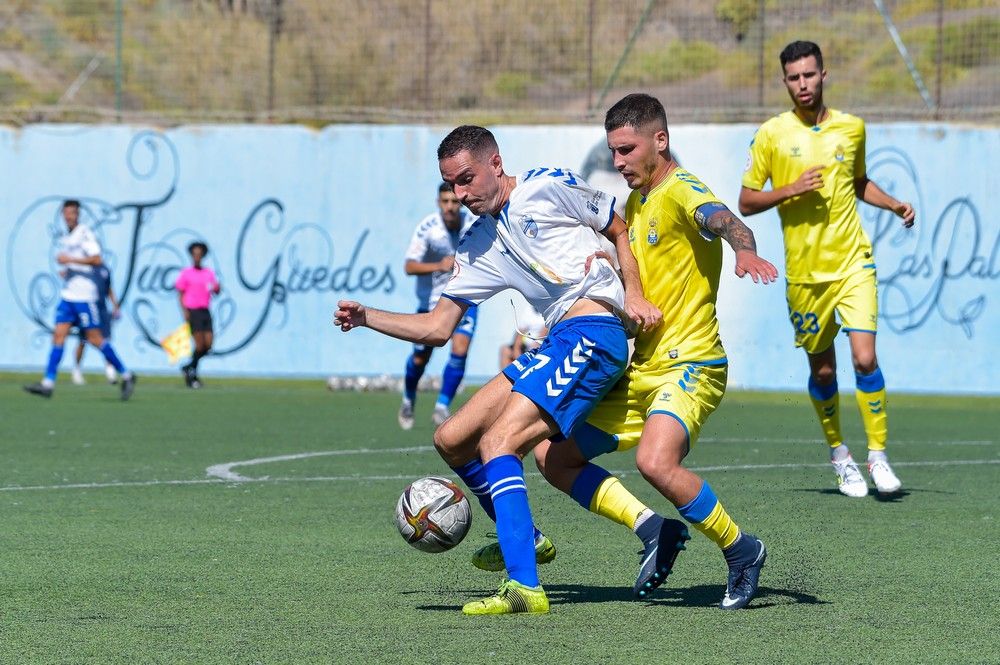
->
xmin=175 ymin=266 xmax=218 ymax=309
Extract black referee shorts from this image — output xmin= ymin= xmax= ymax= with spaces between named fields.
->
xmin=188 ymin=308 xmax=213 ymax=333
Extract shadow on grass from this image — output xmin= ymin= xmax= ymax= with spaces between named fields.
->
xmin=790 ymin=488 xmax=936 ymax=501
xmin=411 ymin=583 xmax=825 ymax=611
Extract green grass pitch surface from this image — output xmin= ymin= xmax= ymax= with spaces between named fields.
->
xmin=2 ymin=373 xmax=997 ymax=663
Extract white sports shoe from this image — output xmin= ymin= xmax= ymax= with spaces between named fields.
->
xmin=832 ymin=457 xmax=869 ymax=498
xmin=869 ymin=458 xmax=902 ymax=494
xmin=397 ymin=400 xmax=414 ymax=430
xmin=432 ymin=403 xmax=450 ymax=426
xmin=105 ymin=363 xmax=119 ymax=384
xmin=71 ymin=366 xmax=86 ymax=385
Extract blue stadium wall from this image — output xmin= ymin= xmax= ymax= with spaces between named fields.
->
xmin=1 ymin=123 xmax=996 ymax=394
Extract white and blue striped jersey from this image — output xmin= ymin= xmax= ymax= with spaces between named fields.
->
xmin=58 ymin=223 xmax=102 ymax=303
xmin=442 ymin=168 xmax=623 ymax=329
xmin=404 ymin=209 xmax=475 ymax=309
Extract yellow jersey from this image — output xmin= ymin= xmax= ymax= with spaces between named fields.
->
xmin=742 ymin=108 xmax=872 ymax=284
xmin=626 ymin=167 xmax=727 ymax=373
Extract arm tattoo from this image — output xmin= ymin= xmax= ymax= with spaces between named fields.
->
xmin=706 ymin=210 xmax=757 ymax=253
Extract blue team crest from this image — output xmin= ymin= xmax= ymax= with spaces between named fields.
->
xmin=520 ymin=216 xmax=538 ymax=238
xmin=835 ymin=144 xmax=845 ymax=162
xmin=647 ymin=218 xmax=659 ymax=245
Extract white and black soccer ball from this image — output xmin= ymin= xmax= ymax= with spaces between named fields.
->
xmin=395 ymin=476 xmax=472 ymax=553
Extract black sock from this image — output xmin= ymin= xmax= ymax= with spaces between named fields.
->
xmin=191 ymin=349 xmax=207 ymax=371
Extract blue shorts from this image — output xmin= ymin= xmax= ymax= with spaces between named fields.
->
xmin=502 ymin=314 xmax=627 ymax=438
xmin=56 ymin=300 xmax=104 ymax=333
xmin=76 ymin=305 xmax=111 ymax=339
xmin=414 ymin=305 xmax=478 ymax=353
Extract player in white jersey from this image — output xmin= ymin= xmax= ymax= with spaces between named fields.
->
xmin=336 ymin=125 xmax=660 ymax=615
xmin=398 ymin=183 xmax=478 ymax=430
xmin=24 ymin=200 xmax=136 ymax=400
xmin=499 ymin=304 xmax=547 ymax=370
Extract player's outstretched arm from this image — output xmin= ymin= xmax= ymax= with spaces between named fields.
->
xmin=601 ymin=214 xmax=662 ymax=331
xmin=738 ymin=165 xmax=825 ymax=216
xmin=854 ymin=176 xmax=915 ymax=228
xmin=334 ymin=297 xmax=466 ymax=347
xmin=704 ymin=208 xmax=779 ymax=284
xmin=109 ymin=286 xmax=122 ymax=319
xmin=405 ymin=256 xmax=454 ymax=276
xmin=57 ymin=253 xmax=103 ymax=266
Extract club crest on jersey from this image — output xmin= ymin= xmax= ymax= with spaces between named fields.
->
xmin=835 ymin=145 xmax=845 ymax=162
xmin=520 ymin=216 xmax=538 ymax=238
xmin=790 ymin=146 xmax=801 ymax=157
xmin=668 ymin=349 xmax=678 ymax=359
xmin=646 ymin=219 xmax=659 ymax=245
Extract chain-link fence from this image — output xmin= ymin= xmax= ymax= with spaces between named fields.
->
xmin=1 ymin=0 xmax=997 ymax=125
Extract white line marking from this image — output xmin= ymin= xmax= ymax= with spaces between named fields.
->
xmin=205 ymin=446 xmax=436 ymax=481
xmin=0 ymin=458 xmax=996 ymax=493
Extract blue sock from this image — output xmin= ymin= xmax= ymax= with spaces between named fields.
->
xmin=569 ymin=463 xmax=612 ymax=509
xmin=485 ymin=455 xmax=539 ymax=587
xmin=99 ymin=341 xmax=127 ymax=374
xmin=452 ymin=458 xmax=543 ymax=541
xmin=855 ymin=367 xmax=885 ymax=392
xmin=808 ymin=375 xmax=838 ymax=401
xmin=45 ymin=345 xmax=65 ymax=382
xmin=452 ymin=458 xmax=496 ymax=522
xmin=437 ymin=353 xmax=467 ymax=407
xmin=403 ymin=355 xmax=425 ymax=403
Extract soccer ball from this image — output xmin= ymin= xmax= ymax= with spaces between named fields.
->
xmin=395 ymin=476 xmax=472 ymax=553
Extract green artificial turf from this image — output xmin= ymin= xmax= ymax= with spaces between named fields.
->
xmin=1 ymin=373 xmax=997 ymax=663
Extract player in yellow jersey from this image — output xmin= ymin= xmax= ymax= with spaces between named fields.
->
xmin=738 ymin=41 xmax=915 ymax=498
xmin=532 ymin=94 xmax=779 ymax=610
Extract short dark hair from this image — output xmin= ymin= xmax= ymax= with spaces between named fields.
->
xmin=438 ymin=181 xmax=454 ymax=194
xmin=780 ymin=41 xmax=824 ymax=72
xmin=188 ymin=241 xmax=209 ymax=256
xmin=437 ymin=125 xmax=498 ymax=161
xmin=62 ymin=199 xmax=80 ymax=209
xmin=604 ymin=93 xmax=668 ymax=133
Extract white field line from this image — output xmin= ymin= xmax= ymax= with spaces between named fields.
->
xmin=0 ymin=457 xmax=996 ymax=493
xmin=205 ymin=437 xmax=999 ymax=482
xmin=205 ymin=446 xmax=436 ymax=481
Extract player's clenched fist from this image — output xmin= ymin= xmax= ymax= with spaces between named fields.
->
xmin=334 ymin=300 xmax=367 ymax=331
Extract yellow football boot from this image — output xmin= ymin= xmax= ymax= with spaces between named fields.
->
xmin=471 ymin=535 xmax=556 ymax=572
xmin=462 ymin=580 xmax=550 ymax=615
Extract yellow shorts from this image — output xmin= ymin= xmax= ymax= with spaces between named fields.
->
xmin=785 ymin=267 xmax=878 ymax=354
xmin=582 ymin=361 xmax=727 ymax=454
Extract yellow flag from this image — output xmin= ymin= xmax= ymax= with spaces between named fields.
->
xmin=161 ymin=323 xmax=193 ymax=365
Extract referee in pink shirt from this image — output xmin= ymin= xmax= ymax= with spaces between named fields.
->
xmin=174 ymin=241 xmax=220 ymax=388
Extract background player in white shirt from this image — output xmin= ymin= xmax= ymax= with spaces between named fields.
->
xmin=24 ymin=199 xmax=136 ymax=400
xmin=336 ymin=125 xmax=660 ymax=614
xmin=70 ymin=262 xmax=121 ymax=386
xmin=499 ymin=304 xmax=546 ymax=370
xmin=398 ymin=183 xmax=477 ymax=430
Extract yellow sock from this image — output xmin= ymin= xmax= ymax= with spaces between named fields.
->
xmin=590 ymin=477 xmax=650 ymax=530
xmin=856 ymin=386 xmax=888 ymax=451
xmin=691 ymin=501 xmax=741 ymax=549
xmin=808 ymin=379 xmax=843 ymax=447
